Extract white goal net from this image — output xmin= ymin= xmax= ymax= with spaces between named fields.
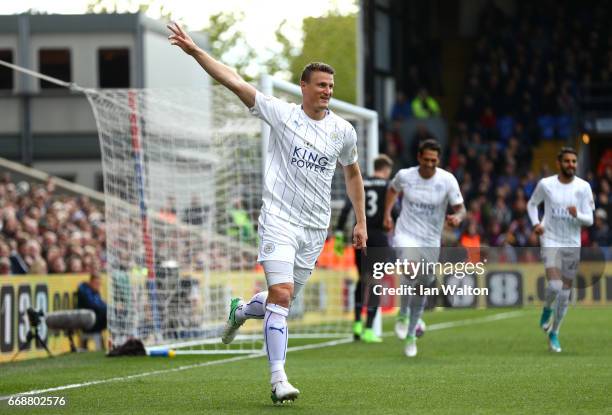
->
xmin=85 ymin=77 xmax=378 ymax=354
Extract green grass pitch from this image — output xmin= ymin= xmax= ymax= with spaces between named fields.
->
xmin=1 ymin=307 xmax=611 ymax=414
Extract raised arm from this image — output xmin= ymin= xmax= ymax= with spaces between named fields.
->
xmin=343 ymin=163 xmax=367 ymax=249
xmin=167 ymin=22 xmax=256 ymax=108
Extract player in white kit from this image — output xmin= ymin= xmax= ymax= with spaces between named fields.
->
xmin=168 ymin=23 xmax=367 ymax=403
xmin=383 ymin=139 xmax=465 ymax=357
xmin=527 ymin=147 xmax=594 ymax=353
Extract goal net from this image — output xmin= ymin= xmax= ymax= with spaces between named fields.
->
xmin=85 ymin=77 xmax=378 ymax=354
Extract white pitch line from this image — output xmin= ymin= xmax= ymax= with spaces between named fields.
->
xmin=0 ymin=310 xmax=524 ymax=400
xmin=382 ymin=310 xmax=526 ymax=337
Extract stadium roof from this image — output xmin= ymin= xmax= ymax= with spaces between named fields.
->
xmin=0 ymin=12 xmax=208 ymax=45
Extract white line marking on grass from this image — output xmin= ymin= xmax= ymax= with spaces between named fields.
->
xmin=383 ymin=310 xmax=526 ymax=337
xmin=0 ymin=310 xmax=524 ymax=400
xmin=0 ymin=338 xmax=352 ymax=400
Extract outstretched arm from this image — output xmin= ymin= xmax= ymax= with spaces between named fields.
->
xmin=167 ymin=22 xmax=256 ymax=108
xmin=343 ymin=163 xmax=367 ymax=249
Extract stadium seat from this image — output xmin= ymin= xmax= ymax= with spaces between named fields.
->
xmin=497 ymin=115 xmax=515 ymax=142
xmin=556 ymin=115 xmax=573 ymax=139
xmin=538 ymin=115 xmax=555 ymax=139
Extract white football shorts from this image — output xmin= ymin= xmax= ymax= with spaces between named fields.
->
xmin=257 ymin=210 xmax=326 ymax=284
xmin=393 ymin=234 xmax=440 ymax=287
xmin=541 ymin=246 xmax=580 ymax=279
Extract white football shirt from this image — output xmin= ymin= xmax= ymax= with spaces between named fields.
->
xmin=250 ymin=91 xmax=358 ymax=229
xmin=390 ymin=167 xmax=463 ymax=247
xmin=527 ymin=175 xmax=594 ymax=247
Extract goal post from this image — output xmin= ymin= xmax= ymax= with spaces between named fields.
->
xmin=0 ymin=59 xmax=382 ymax=355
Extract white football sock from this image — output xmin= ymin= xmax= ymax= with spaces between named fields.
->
xmin=398 ymin=276 xmax=411 ymax=317
xmin=265 ymin=303 xmax=289 ymax=384
xmin=544 ymin=280 xmax=562 ymax=309
xmin=235 ymin=291 xmax=268 ymax=323
xmin=552 ymin=288 xmax=570 ymax=334
xmin=407 ymin=294 xmax=427 ymax=337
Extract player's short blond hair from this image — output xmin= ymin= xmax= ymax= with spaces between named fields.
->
xmin=300 ymin=62 xmax=335 ymax=82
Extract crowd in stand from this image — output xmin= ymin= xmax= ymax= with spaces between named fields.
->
xmin=382 ymin=1 xmax=611 ymax=256
xmin=0 ymin=173 xmax=106 ymax=275
xmin=1 ymin=3 xmax=610 ymax=275
xmin=459 ymin=1 xmax=612 ymax=143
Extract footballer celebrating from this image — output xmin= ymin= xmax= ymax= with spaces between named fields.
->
xmin=383 ymin=139 xmax=465 ymax=357
xmin=168 ymin=23 xmax=367 ymax=403
xmin=527 ymin=147 xmax=594 ymax=352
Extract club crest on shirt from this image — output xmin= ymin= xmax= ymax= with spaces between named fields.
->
xmin=263 ymin=242 xmax=275 ymax=254
xmin=330 ymin=132 xmax=341 ymax=142
xmin=434 ymin=183 xmax=444 ymax=192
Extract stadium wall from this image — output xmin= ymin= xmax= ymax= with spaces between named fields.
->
xmin=2 ymin=263 xmax=609 ymax=362
xmin=0 ymin=274 xmax=108 ymax=363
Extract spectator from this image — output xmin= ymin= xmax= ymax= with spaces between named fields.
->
xmin=479 ymin=105 xmax=497 ymax=132
xmin=590 ymin=208 xmax=610 ymax=248
xmin=9 ymin=246 xmax=28 ymax=274
xmin=49 ymin=256 xmax=66 ymax=274
xmin=68 ymin=256 xmax=84 ymax=273
xmin=390 ymin=91 xmax=412 ymax=121
xmin=29 ymin=257 xmax=48 ymax=275
xmin=183 ymin=195 xmax=208 ymax=226
xmin=411 ymin=88 xmax=441 ymax=119
xmin=0 ymin=257 xmax=10 ymax=275
xmin=460 ymin=220 xmax=481 ymax=263
xmin=0 ymin=174 xmax=105 ymax=276
xmin=77 ymin=272 xmax=107 ymax=350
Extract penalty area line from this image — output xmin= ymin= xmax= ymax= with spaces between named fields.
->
xmin=0 ymin=310 xmax=524 ymax=400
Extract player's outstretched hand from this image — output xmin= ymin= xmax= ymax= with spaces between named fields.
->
xmin=167 ymin=21 xmax=197 ymax=55
xmin=533 ymin=224 xmax=544 ymax=235
xmin=567 ymin=206 xmax=577 ymax=217
xmin=353 ymin=222 xmax=367 ymax=250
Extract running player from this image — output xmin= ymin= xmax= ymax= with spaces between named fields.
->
xmin=383 ymin=139 xmax=465 ymax=357
xmin=527 ymin=146 xmax=594 ymax=352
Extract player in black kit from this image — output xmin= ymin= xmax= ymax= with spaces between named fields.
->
xmin=335 ymin=155 xmax=393 ymax=343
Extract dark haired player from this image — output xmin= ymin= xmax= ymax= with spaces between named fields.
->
xmin=528 ymin=147 xmax=594 ymax=353
xmin=384 ymin=139 xmax=465 ymax=357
